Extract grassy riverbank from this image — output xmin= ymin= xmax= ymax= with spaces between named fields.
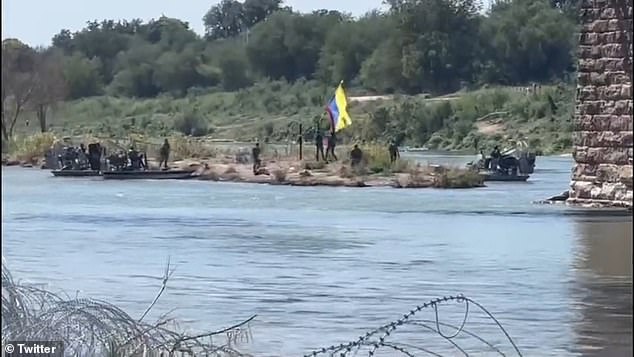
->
xmin=12 ymin=82 xmax=575 ymax=156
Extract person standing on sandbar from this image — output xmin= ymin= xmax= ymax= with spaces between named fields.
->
xmin=159 ymin=139 xmax=170 ymax=170
xmin=314 ymin=130 xmax=325 ymax=161
xmin=325 ymin=132 xmax=338 ymax=162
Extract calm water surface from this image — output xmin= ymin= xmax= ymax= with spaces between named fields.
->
xmin=2 ymin=154 xmax=632 ymax=356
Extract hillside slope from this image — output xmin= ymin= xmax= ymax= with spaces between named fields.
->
xmin=41 ymin=81 xmax=574 ymax=154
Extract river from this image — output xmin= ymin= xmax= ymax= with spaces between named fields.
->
xmin=1 ymin=153 xmax=632 ymax=356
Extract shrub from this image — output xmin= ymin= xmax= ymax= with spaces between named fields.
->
xmin=9 ymin=133 xmax=57 ymax=163
xmin=433 ymin=167 xmax=484 ymax=188
xmin=338 ymin=165 xmax=355 ymax=179
xmin=173 ymin=110 xmax=209 ymax=137
xmin=168 ymin=136 xmax=217 ymax=160
xmin=272 ymin=168 xmax=287 ymax=182
xmin=302 ymin=160 xmax=326 ymax=170
xmin=361 ymin=144 xmax=392 ymax=174
xmin=390 ymin=159 xmax=413 ymax=173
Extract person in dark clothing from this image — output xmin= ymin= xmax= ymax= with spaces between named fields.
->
xmin=252 ymin=143 xmax=262 ymax=174
xmin=128 ymin=146 xmax=141 ymax=169
xmin=325 ymin=133 xmax=338 ymax=161
xmin=314 ymin=131 xmax=325 ymax=162
xmin=388 ymin=140 xmax=400 ymax=163
xmin=490 ymin=146 xmax=501 ymax=171
xmin=79 ymin=143 xmax=87 ymax=155
xmin=350 ymin=144 xmax=363 ymax=168
xmin=159 ymin=139 xmax=170 ymax=170
xmin=88 ymin=143 xmax=102 ymax=171
xmin=490 ymin=146 xmax=501 ymax=158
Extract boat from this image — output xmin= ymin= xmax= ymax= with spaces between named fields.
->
xmin=50 ymin=142 xmax=106 ymax=177
xmin=51 ymin=169 xmax=102 ymax=177
xmin=467 ymin=144 xmax=537 ymax=182
xmin=478 ymin=171 xmax=529 ymax=182
xmin=102 ymin=169 xmax=196 ymax=180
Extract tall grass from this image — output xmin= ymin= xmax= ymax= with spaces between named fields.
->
xmin=7 ymin=132 xmax=57 ymax=163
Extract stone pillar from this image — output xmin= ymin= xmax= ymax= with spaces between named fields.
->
xmin=568 ymin=0 xmax=633 ymax=208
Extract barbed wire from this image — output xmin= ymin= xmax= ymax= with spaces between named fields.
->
xmin=1 ymin=259 xmax=255 ymax=357
xmin=304 ymin=294 xmax=522 ymax=357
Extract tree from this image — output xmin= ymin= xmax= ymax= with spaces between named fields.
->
xmin=63 ymin=53 xmax=103 ymax=99
xmin=480 ymin=0 xmax=576 ymax=84
xmin=359 ymin=40 xmax=404 ymax=93
xmin=30 ymin=49 xmax=67 ymax=132
xmin=203 ymin=0 xmax=246 ymax=40
xmin=246 ymin=11 xmax=343 ymax=80
xmin=108 ymin=41 xmax=162 ymax=97
xmin=242 ymin=0 xmax=283 ymax=27
xmin=52 ymin=29 xmax=74 ymax=54
xmin=1 ymin=39 xmax=37 ymax=141
xmin=153 ymin=47 xmax=206 ymax=95
xmin=388 ymin=0 xmax=483 ymax=94
xmin=144 ymin=16 xmax=200 ymax=51
xmin=316 ymin=11 xmax=393 ymax=84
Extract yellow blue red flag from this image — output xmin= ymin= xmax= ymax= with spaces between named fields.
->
xmin=326 ymin=81 xmax=352 ymax=133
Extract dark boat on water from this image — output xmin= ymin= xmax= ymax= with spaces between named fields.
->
xmin=103 ymin=148 xmax=196 ymax=180
xmin=467 ymin=146 xmax=536 ymax=182
xmin=102 ymin=169 xmax=195 ymax=180
xmin=51 ymin=143 xmax=104 ymax=177
xmin=52 ymin=169 xmax=102 ymax=177
xmin=478 ymin=171 xmax=530 ymax=182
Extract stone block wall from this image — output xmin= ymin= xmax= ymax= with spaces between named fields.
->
xmin=568 ymin=0 xmax=633 ymax=208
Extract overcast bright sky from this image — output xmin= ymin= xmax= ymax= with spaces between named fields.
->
xmin=2 ymin=0 xmax=493 ymax=47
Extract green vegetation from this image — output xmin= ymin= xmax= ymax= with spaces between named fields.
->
xmin=41 ymin=81 xmax=574 ymax=155
xmin=2 ymin=0 xmax=580 ymax=155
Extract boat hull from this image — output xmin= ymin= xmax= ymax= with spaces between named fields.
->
xmin=479 ymin=172 xmax=529 ymax=182
xmin=102 ymin=170 xmax=195 ymax=180
xmin=51 ymin=170 xmax=102 ymax=177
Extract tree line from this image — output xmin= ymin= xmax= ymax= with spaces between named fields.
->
xmin=2 ymin=0 xmax=579 ymax=141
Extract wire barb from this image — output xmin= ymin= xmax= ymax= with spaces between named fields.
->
xmin=304 ymin=294 xmax=522 ymax=357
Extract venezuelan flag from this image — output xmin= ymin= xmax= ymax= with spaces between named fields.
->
xmin=326 ymin=81 xmax=352 ymax=133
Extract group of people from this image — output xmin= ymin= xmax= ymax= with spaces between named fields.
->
xmin=57 ymin=145 xmax=90 ymax=170
xmin=68 ymin=138 xmax=171 ymax=172
xmin=475 ymin=145 xmax=529 ymax=176
xmin=313 ymin=131 xmax=338 ymax=162
xmin=57 ymin=143 xmax=104 ymax=171
xmin=312 ymin=131 xmax=401 ymax=165
xmin=477 ymin=146 xmax=502 ymax=172
xmin=248 ymin=133 xmax=403 ymax=175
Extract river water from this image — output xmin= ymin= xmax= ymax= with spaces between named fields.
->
xmin=1 ymin=154 xmax=632 ymax=356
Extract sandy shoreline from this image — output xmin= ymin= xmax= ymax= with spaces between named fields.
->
xmin=1 ymin=155 xmax=486 ymax=189
xmin=175 ymin=157 xmax=484 ymax=189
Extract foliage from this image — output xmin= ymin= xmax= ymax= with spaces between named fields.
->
xmin=39 ymin=82 xmax=574 ymax=155
xmin=172 ymin=106 xmax=211 ymax=137
xmin=302 ymin=160 xmax=327 ymax=170
xmin=272 ymin=167 xmax=288 ymax=182
xmin=167 ymin=135 xmax=218 ymax=160
xmin=3 ymin=0 xmax=580 ymax=152
xmin=433 ymin=167 xmax=484 ymax=188
xmin=8 ymin=0 xmax=577 ymax=102
xmin=7 ymin=132 xmax=57 ymax=162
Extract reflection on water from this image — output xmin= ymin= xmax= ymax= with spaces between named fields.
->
xmin=572 ymin=218 xmax=633 ymax=356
